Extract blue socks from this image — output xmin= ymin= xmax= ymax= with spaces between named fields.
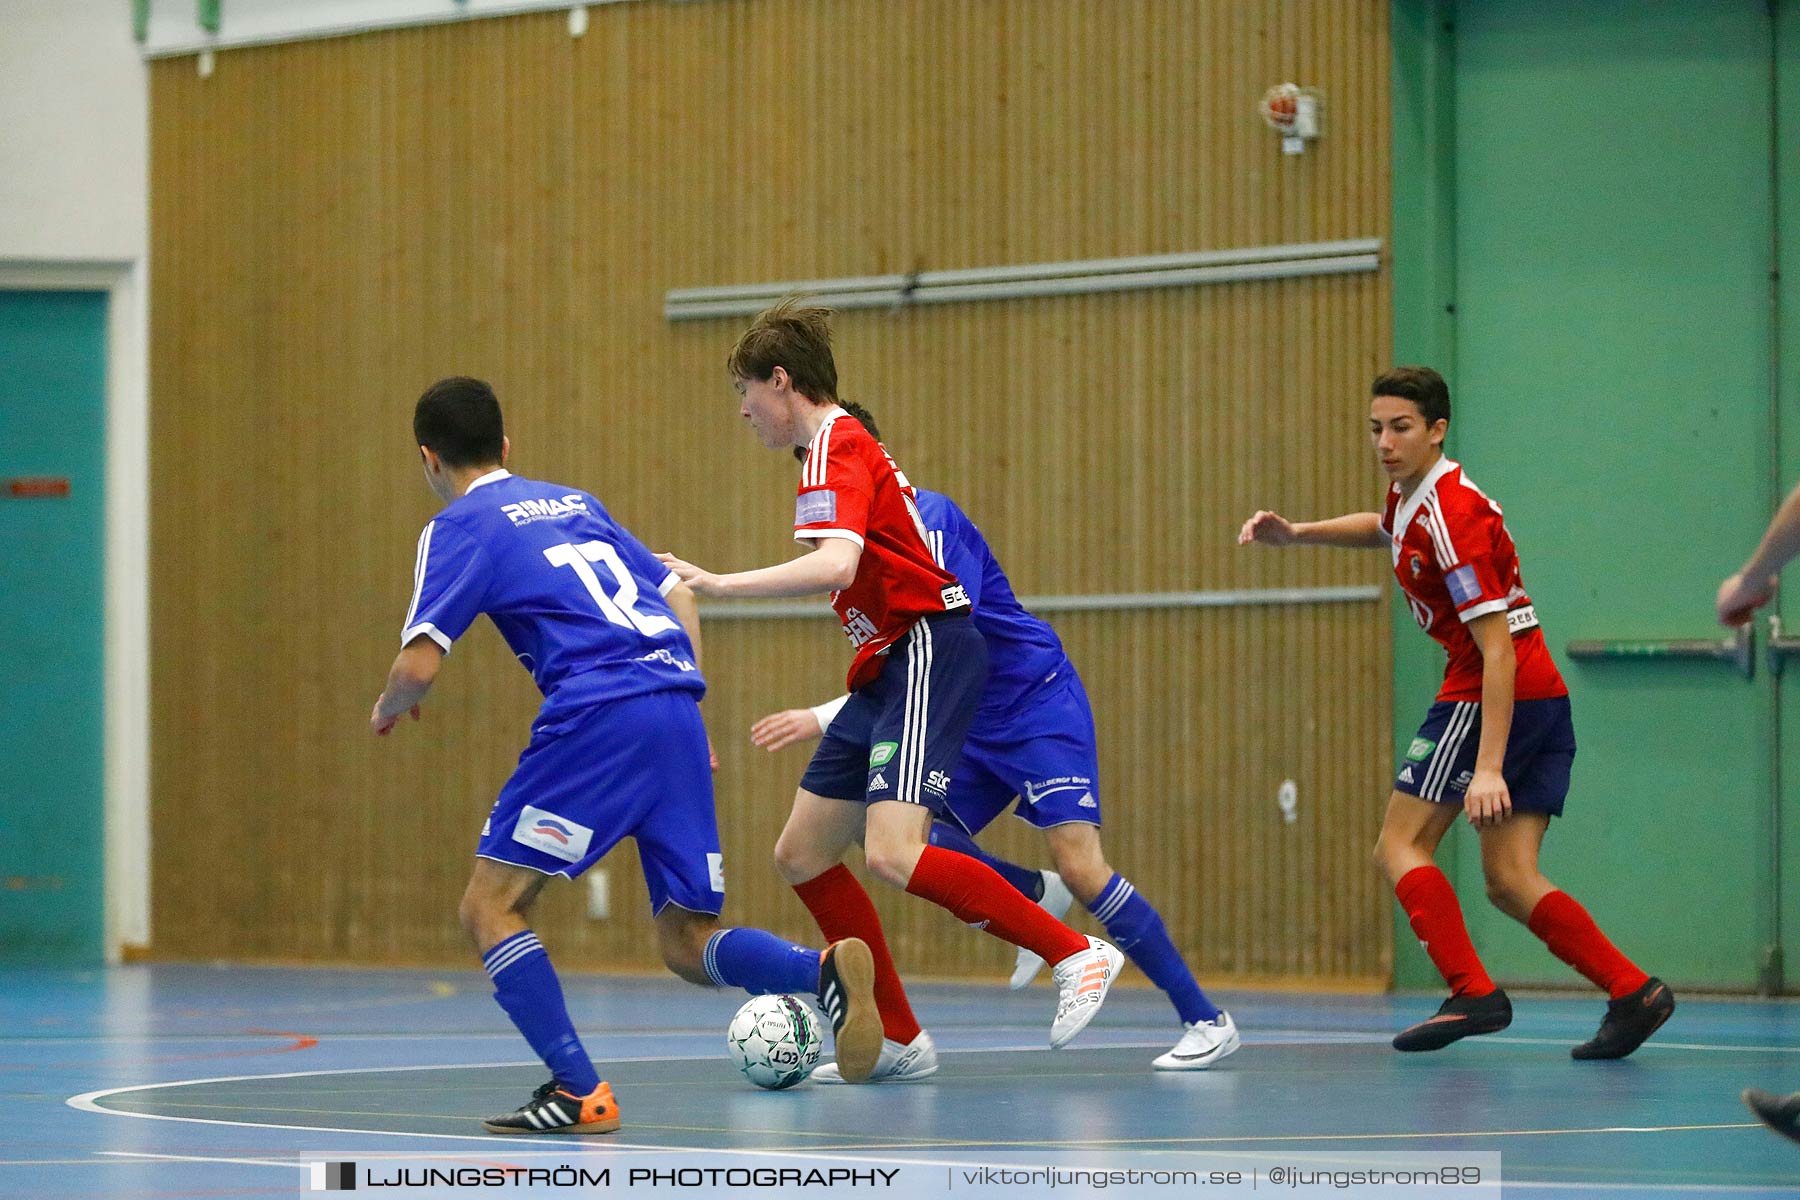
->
xmin=703 ymin=928 xmax=823 ymax=996
xmin=1089 ymin=874 xmax=1221 ymax=1024
xmin=483 ymin=931 xmax=600 ymax=1093
xmin=929 ymin=819 xmax=1046 ymax=901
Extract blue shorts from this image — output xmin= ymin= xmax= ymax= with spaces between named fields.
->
xmin=942 ymin=671 xmax=1103 ymax=835
xmin=477 ymin=688 xmax=727 ymax=915
xmin=1395 ymin=695 xmax=1577 ymax=817
xmin=799 ymin=613 xmax=988 ymax=810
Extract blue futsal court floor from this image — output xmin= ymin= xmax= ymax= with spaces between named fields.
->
xmin=8 ymin=963 xmax=1800 ymax=1198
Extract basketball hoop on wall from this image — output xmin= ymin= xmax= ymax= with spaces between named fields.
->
xmin=1260 ymin=83 xmax=1323 ymax=155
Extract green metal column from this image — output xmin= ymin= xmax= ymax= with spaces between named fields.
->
xmin=1390 ymin=0 xmax=1461 ymax=990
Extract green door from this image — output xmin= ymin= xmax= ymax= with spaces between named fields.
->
xmin=1776 ymin=0 xmax=1800 ymax=989
xmin=0 ymin=289 xmax=108 ymax=964
xmin=1396 ymin=0 xmax=1788 ymax=989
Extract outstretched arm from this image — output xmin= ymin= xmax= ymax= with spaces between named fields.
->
xmin=658 ymin=538 xmax=861 ymax=599
xmin=1238 ymin=510 xmax=1387 ymax=549
xmin=1718 ymin=480 xmax=1800 ymax=625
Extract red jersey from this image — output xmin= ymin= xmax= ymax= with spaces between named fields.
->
xmin=1380 ymin=457 xmax=1567 ymax=703
xmin=795 ymin=407 xmax=970 ymax=690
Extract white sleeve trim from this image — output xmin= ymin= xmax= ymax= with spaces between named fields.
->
xmin=402 ymin=622 xmax=453 ymax=653
xmin=1457 ymin=599 xmax=1510 ymax=623
xmin=794 ymin=527 xmax=866 ymax=548
xmin=658 ymin=571 xmax=680 ymax=596
xmin=401 ymin=521 xmax=435 ymax=633
xmin=809 ymin=694 xmax=851 ymax=730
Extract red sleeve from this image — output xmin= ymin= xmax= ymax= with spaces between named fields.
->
xmin=1430 ymin=499 xmax=1507 ymax=621
xmin=794 ymin=421 xmax=872 ymax=546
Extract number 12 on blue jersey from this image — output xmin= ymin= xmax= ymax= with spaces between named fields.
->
xmin=544 ymin=540 xmax=678 ymax=637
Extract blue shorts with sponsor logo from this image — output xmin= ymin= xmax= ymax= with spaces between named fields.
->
xmin=477 ymin=688 xmax=726 ymax=915
xmin=941 ymin=670 xmax=1103 ymax=835
xmin=800 ymin=613 xmax=988 ymax=811
xmin=1395 ymin=696 xmax=1577 ymax=817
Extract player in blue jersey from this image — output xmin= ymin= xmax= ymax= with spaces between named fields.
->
xmin=369 ymin=378 xmax=881 ymax=1134
xmin=752 ymin=402 xmax=1239 ymax=1075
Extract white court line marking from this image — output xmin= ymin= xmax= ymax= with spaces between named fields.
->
xmin=100 ymin=1150 xmax=301 ymax=1170
xmin=57 ymin=1038 xmax=1773 ymax=1167
xmin=90 ymin=1142 xmax=1130 ymax=1173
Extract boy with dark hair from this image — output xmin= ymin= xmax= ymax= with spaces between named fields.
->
xmin=754 ymin=400 xmax=1238 ymax=1077
xmin=660 ymin=302 xmax=1122 ymax=1063
xmin=371 ymin=376 xmax=879 ymax=1133
xmin=1239 ymin=366 xmax=1673 ymax=1058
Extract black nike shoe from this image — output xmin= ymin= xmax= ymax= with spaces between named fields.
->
xmin=1743 ymin=1088 xmax=1800 ymax=1145
xmin=1572 ymin=977 xmax=1674 ymax=1060
xmin=1392 ymin=988 xmax=1513 ymax=1052
xmin=817 ymin=937 xmax=882 ymax=1083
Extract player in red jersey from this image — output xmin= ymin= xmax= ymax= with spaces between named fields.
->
xmin=1718 ymin=480 xmax=1800 ymax=1142
xmin=659 ymin=301 xmax=1120 ymax=1076
xmin=1240 ymin=366 xmax=1672 ymax=1058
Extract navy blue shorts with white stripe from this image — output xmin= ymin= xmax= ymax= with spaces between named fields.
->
xmin=1395 ymin=696 xmax=1577 ymax=817
xmin=800 ymin=612 xmax=988 ymax=811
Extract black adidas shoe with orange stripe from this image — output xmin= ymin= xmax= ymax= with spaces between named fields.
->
xmin=1392 ymin=988 xmax=1512 ymax=1052
xmin=1572 ymin=977 xmax=1674 ymax=1060
xmin=817 ymin=938 xmax=882 ymax=1084
xmin=483 ymin=1078 xmax=621 ymax=1134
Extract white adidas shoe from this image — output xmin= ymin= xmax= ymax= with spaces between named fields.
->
xmin=1009 ymin=871 xmax=1076 ymax=989
xmin=1049 ymin=936 xmax=1123 ymax=1048
xmin=1152 ymin=1012 xmax=1240 ymax=1070
xmin=809 ymin=1030 xmax=938 ymax=1084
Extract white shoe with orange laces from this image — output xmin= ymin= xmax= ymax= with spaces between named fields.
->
xmin=1049 ymin=936 xmax=1123 ymax=1048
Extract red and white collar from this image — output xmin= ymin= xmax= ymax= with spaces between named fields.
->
xmin=1390 ymin=456 xmax=1459 ymax=563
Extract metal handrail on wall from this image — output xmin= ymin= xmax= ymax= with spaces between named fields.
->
xmin=699 ymin=584 xmax=1383 ymax=621
xmin=664 ymin=238 xmax=1383 ymax=322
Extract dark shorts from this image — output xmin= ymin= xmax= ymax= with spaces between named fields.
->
xmin=799 ymin=613 xmax=988 ymax=811
xmin=476 ymin=689 xmax=726 ymax=915
xmin=942 ymin=671 xmax=1103 ymax=835
xmin=1395 ymin=695 xmax=1577 ymax=817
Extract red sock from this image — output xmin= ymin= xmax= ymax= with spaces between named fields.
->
xmin=1395 ymin=865 xmax=1496 ymax=998
xmin=904 ymin=844 xmax=1089 ymax=964
xmin=792 ymin=865 xmax=920 ymax=1044
xmin=1527 ymin=890 xmax=1649 ymax=999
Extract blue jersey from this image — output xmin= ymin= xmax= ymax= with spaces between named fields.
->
xmin=401 ymin=470 xmax=704 ymax=725
xmin=914 ymin=489 xmax=1069 ymax=719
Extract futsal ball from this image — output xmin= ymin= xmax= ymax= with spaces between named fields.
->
xmin=726 ymin=994 xmax=823 ymax=1090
